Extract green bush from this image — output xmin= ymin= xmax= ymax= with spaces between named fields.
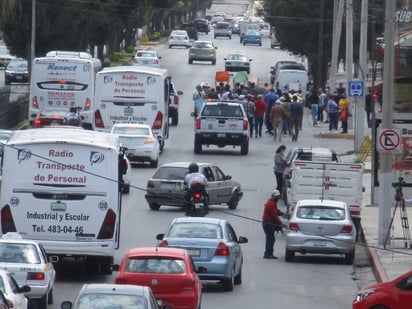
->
xmin=125 ymin=45 xmax=136 ymax=54
xmin=150 ymin=32 xmax=161 ymax=41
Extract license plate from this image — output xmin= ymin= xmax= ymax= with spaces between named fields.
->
xmin=161 ymin=183 xmax=176 ymax=190
xmin=16 ymin=76 xmax=22 ymax=80
xmin=217 ymin=133 xmax=226 ymax=138
xmin=313 ymin=240 xmax=326 ymax=247
xmin=188 ymin=249 xmax=200 ymax=257
xmin=51 ymin=202 xmax=66 ymax=211
xmin=51 ymin=121 xmax=60 ymax=126
xmin=124 ymin=107 xmax=133 ymax=116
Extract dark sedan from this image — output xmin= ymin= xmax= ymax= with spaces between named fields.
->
xmin=5 ymin=58 xmax=28 ymax=84
xmin=145 ymin=162 xmax=243 ymax=211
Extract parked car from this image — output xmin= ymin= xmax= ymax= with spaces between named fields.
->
xmin=0 ymin=233 xmax=56 ymax=309
xmin=0 ymin=270 xmax=30 ymax=309
xmin=285 ymin=199 xmax=356 ymax=264
xmin=214 ymin=22 xmax=232 ymax=39
xmin=193 ymin=19 xmax=210 ymax=34
xmin=61 ymin=283 xmax=169 ymax=309
xmin=188 ymin=41 xmax=217 ymax=65
xmin=157 ymin=217 xmax=248 ymax=291
xmin=4 ymin=58 xmax=28 ymax=84
xmin=224 ymin=53 xmax=252 ymax=74
xmin=134 ymin=50 xmax=161 ymax=67
xmin=110 ymin=123 xmax=160 ymax=168
xmin=113 ymin=247 xmax=204 ymax=309
xmin=0 ymin=47 xmax=15 ymax=68
xmin=168 ymin=81 xmax=183 ymax=126
xmin=352 ymin=269 xmax=412 ymax=309
xmin=270 ymin=61 xmax=306 ymax=85
xmin=32 ymin=107 xmax=70 ymax=128
xmin=243 ymin=30 xmax=262 ymax=46
xmin=145 ymin=162 xmax=243 ymax=210
xmin=168 ymin=30 xmax=191 ymax=49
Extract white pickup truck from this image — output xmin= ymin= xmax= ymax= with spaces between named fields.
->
xmin=286 ymin=160 xmax=364 ymax=231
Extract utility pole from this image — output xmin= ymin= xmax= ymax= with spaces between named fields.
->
xmin=30 ymin=0 xmax=36 ymax=77
xmin=330 ymin=0 xmax=344 ymax=93
xmin=346 ymin=0 xmax=354 ymax=130
xmin=355 ymin=0 xmax=368 ymax=151
xmin=317 ymin=0 xmax=325 ymax=89
xmin=378 ymin=0 xmax=396 ymax=246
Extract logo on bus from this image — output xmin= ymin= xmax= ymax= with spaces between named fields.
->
xmin=98 ymin=201 xmax=108 ymax=210
xmin=90 ymin=152 xmax=105 ymax=165
xmin=17 ymin=149 xmax=32 ymax=163
xmin=9 ymin=196 xmax=19 ymax=206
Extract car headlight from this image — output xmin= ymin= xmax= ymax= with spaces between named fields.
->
xmin=355 ymin=288 xmax=376 ymax=301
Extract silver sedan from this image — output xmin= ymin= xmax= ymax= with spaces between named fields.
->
xmin=285 ymin=199 xmax=356 ymax=264
xmin=224 ymin=53 xmax=252 ymax=74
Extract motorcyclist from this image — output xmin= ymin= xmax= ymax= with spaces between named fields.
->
xmin=184 ymin=162 xmax=208 ymax=214
xmin=64 ymin=107 xmax=82 ymax=126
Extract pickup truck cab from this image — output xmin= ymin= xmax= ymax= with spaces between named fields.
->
xmin=193 ymin=101 xmax=249 ymax=155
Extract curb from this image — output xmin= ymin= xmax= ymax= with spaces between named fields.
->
xmin=319 ymin=132 xmax=355 ymax=139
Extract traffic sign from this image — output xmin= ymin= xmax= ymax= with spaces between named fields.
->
xmin=377 ymin=128 xmax=402 ymax=153
xmin=348 ymin=81 xmax=364 ymax=97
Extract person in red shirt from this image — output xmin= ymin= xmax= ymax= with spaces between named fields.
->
xmin=253 ymin=94 xmax=267 ymax=138
xmin=262 ymin=190 xmax=286 ymax=259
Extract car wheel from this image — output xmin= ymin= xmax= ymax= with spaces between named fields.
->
xmin=38 ymin=292 xmax=48 ymax=309
xmin=344 ymin=250 xmax=355 ymax=265
xmin=171 ymin=112 xmax=178 ymax=126
xmin=240 ymin=140 xmax=249 ymax=155
xmin=234 ymin=267 xmax=242 ymax=285
xmin=149 ymin=203 xmax=161 ymax=210
xmin=194 ymin=137 xmax=202 ymax=154
xmin=285 ymin=249 xmax=295 ymax=262
xmin=48 ymin=288 xmax=54 ymax=305
xmin=222 ymin=277 xmax=234 ymax=291
xmin=150 ymin=158 xmax=158 ymax=168
xmin=123 ymin=183 xmax=130 ymax=194
xmin=227 ymin=191 xmax=240 ymax=209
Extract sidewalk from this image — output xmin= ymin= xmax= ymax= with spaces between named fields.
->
xmin=328 ymin=134 xmax=412 ymax=284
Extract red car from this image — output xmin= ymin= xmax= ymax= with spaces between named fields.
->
xmin=353 ymin=269 xmax=412 ymax=309
xmin=113 ymin=247 xmax=204 ymax=309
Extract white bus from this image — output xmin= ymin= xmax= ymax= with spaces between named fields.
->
xmin=93 ymin=66 xmax=170 ymax=151
xmin=29 ymin=51 xmax=102 ymax=130
xmin=0 ymin=128 xmax=127 ymax=274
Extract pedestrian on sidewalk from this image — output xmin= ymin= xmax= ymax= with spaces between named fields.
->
xmin=289 ymin=95 xmax=303 ymax=142
xmin=327 ymin=94 xmax=339 ymax=132
xmin=273 ymin=144 xmax=287 ymax=195
xmin=338 ymin=93 xmax=350 ymax=133
xmin=308 ymin=89 xmax=319 ymax=126
xmin=262 ymin=190 xmax=287 ymax=259
xmin=365 ymin=89 xmax=372 ymax=128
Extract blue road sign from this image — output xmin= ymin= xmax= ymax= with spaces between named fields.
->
xmin=348 ymin=81 xmax=364 ymax=97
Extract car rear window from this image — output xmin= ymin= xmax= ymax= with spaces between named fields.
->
xmin=0 ymin=243 xmax=41 ymax=264
xmin=125 ymin=258 xmax=186 ymax=274
xmin=152 ymin=167 xmax=187 ymax=180
xmin=202 ymin=105 xmax=243 ymax=117
xmin=193 ymin=42 xmax=213 ymax=48
xmin=296 ymin=206 xmax=345 ymax=221
xmin=168 ymin=222 xmax=222 ymax=239
xmin=216 ymin=23 xmax=229 ymax=29
xmin=77 ymin=293 xmax=147 ymax=309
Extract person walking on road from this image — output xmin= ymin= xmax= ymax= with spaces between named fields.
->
xmin=270 ymin=99 xmax=285 ymax=142
xmin=289 ymin=95 xmax=303 ymax=142
xmin=253 ymin=94 xmax=266 ymax=138
xmin=262 ymin=190 xmax=286 ymax=259
xmin=273 ymin=145 xmax=287 ymax=195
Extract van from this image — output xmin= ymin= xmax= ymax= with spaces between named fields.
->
xmin=274 ymin=68 xmax=309 ymax=99
xmin=214 ymin=22 xmax=232 ymax=39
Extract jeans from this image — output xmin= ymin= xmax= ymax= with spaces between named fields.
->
xmin=262 ymin=221 xmax=276 ymax=257
xmin=328 ymin=112 xmax=338 ymax=131
xmin=254 ymin=116 xmax=264 ymax=137
xmin=275 ymin=171 xmax=284 ymax=195
xmin=311 ymin=104 xmax=318 ymax=125
xmin=248 ymin=116 xmax=254 ymax=136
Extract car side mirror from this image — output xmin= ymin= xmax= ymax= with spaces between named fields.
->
xmin=110 ymin=264 xmax=120 ymax=272
xmin=49 ymin=255 xmax=59 ymax=263
xmin=61 ymin=301 xmax=73 ymax=309
xmin=225 ymin=175 xmax=232 ymax=180
xmin=177 ymin=90 xmax=183 ymax=95
xmin=156 ymin=233 xmax=164 ymax=240
xmin=238 ymin=236 xmax=248 ymax=244
xmin=19 ymin=285 xmax=31 ymax=293
xmin=197 ymin=266 xmax=207 ymax=273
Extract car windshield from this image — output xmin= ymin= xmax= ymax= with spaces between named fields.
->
xmin=168 ymin=222 xmax=222 ymax=239
xmin=125 ymin=258 xmax=185 ymax=274
xmin=297 ymin=206 xmax=345 ymax=221
xmin=113 ymin=127 xmax=149 ymax=135
xmin=0 ymin=243 xmax=41 ymax=264
xmin=172 ymin=31 xmax=186 ymax=36
xmin=7 ymin=59 xmax=27 ymax=68
xmin=152 ymin=166 xmax=187 ymax=180
xmin=229 ymin=54 xmax=246 ymax=61
xmin=77 ymin=293 xmax=147 ymax=309
xmin=136 ymin=52 xmax=156 ymax=58
xmin=193 ymin=42 xmax=213 ymax=48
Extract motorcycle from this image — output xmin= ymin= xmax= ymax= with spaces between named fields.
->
xmin=185 ymin=183 xmax=209 ymax=217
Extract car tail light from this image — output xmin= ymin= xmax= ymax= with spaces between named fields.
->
xmin=288 ymin=222 xmax=300 ymax=231
xmin=195 ymin=119 xmax=201 ymax=129
xmin=33 ymin=118 xmax=42 ymax=127
xmin=182 ymin=278 xmax=195 ymax=290
xmin=94 ymin=110 xmax=105 ymax=128
xmin=27 ymin=272 xmax=45 ymax=280
xmin=97 ymin=209 xmax=116 ymax=239
xmin=31 ymin=97 xmax=38 ymax=108
xmin=170 ymin=36 xmax=174 ymax=39
xmin=214 ymin=242 xmax=230 ymax=256
xmin=184 ymin=36 xmax=189 ymax=40
xmin=193 ymin=192 xmax=202 ymax=199
xmin=1 ymin=205 xmax=16 ymax=234
xmin=152 ymin=111 xmax=163 ymax=130
xmin=159 ymin=240 xmax=169 ymax=247
xmin=6 ymin=299 xmax=13 ymax=308
xmin=84 ymin=98 xmax=91 ymax=110
xmin=144 ymin=137 xmax=155 ymax=144
xmin=340 ymin=225 xmax=353 ymax=233
xmin=243 ymin=119 xmax=248 ymax=130
xmin=147 ymin=180 xmax=154 ymax=188
xmin=173 ymin=95 xmax=179 ymax=106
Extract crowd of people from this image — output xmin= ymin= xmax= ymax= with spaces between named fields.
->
xmin=192 ymin=80 xmax=356 ymax=143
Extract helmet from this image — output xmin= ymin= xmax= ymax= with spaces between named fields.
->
xmin=188 ymin=162 xmax=199 ymax=173
xmin=271 ymin=190 xmax=281 ymax=197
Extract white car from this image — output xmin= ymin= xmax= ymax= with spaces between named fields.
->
xmin=111 ymin=123 xmax=160 ymax=168
xmin=0 ymin=233 xmax=56 ymax=309
xmin=0 ymin=270 xmax=30 ymax=309
xmin=224 ymin=53 xmax=252 ymax=74
xmin=134 ymin=50 xmax=161 ymax=67
xmin=168 ymin=30 xmax=191 ymax=49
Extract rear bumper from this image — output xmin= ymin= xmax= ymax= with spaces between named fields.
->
xmin=286 ymin=233 xmax=355 ymax=254
xmin=41 ymin=240 xmax=115 ymax=257
xmin=195 ymin=133 xmax=248 ymax=146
